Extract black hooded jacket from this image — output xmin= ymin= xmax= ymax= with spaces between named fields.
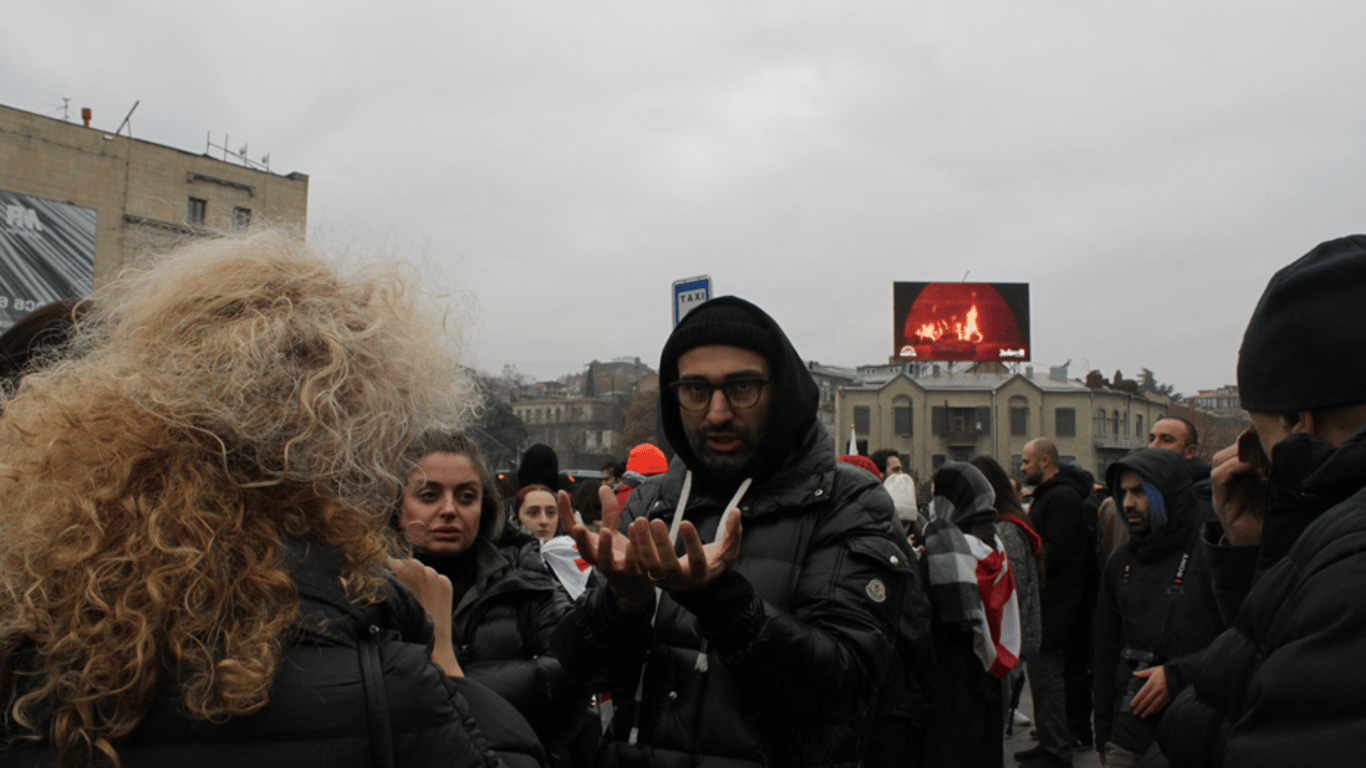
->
xmin=1029 ymin=462 xmax=1094 ymax=646
xmin=1094 ymin=450 xmax=1222 ymax=755
xmin=418 ymin=539 xmax=581 ymax=752
xmin=552 ymin=296 xmax=922 ymax=767
xmin=1145 ymin=422 xmax=1366 ymax=768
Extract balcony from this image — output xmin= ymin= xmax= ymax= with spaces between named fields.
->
xmin=946 ymin=428 xmax=981 ymax=447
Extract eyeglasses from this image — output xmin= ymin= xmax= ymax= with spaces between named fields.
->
xmin=670 ymin=378 xmax=769 ymax=412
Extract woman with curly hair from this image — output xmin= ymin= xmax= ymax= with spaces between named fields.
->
xmin=397 ymin=432 xmax=586 ymax=761
xmin=0 ymin=231 xmax=520 ymax=767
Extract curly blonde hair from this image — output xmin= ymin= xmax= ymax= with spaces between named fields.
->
xmin=0 ymin=231 xmax=470 ymax=766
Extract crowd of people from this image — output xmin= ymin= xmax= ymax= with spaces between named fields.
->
xmin=0 ymin=229 xmax=1364 ymax=767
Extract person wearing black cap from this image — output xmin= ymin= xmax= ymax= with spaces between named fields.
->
xmin=1147 ymin=235 xmax=1366 ymax=767
xmin=551 ymin=296 xmax=922 ymax=767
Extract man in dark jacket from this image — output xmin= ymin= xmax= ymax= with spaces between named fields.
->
xmin=553 ymin=296 xmax=920 ymax=767
xmin=1094 ymin=449 xmax=1223 ymax=767
xmin=1017 ymin=438 xmax=1093 ymax=768
xmin=1146 ymin=235 xmax=1366 ymax=767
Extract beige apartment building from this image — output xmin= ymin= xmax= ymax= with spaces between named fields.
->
xmin=836 ymin=363 xmax=1172 ymax=483
xmin=511 ymin=396 xmax=621 ymax=470
xmin=0 ymin=103 xmax=308 ymax=328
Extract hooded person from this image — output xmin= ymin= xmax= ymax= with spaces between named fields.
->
xmin=920 ymin=462 xmax=1021 ymax=768
xmin=1093 ymin=449 xmax=1222 ymax=766
xmin=551 ymin=296 xmax=924 ymax=768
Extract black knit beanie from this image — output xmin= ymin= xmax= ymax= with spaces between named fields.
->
xmin=517 ymin=443 xmax=560 ymax=490
xmin=1237 ymin=235 xmax=1366 ymax=412
xmin=661 ymin=297 xmax=783 ymax=370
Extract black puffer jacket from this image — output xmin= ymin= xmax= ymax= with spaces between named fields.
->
xmin=1029 ymin=463 xmax=1093 ymax=646
xmin=1 ymin=540 xmax=519 ymax=768
xmin=420 ymin=538 xmax=583 ymax=751
xmin=1145 ymin=423 xmax=1366 ymax=768
xmin=552 ymin=422 xmax=913 ymax=767
xmin=1094 ymin=450 xmax=1222 ymax=755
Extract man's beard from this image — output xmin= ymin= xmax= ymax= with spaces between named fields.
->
xmin=1024 ymin=468 xmax=1042 ymax=486
xmin=686 ymin=420 xmax=765 ymax=477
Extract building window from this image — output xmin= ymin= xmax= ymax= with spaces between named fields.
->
xmin=894 ymin=405 xmax=912 ymax=436
xmin=1095 ymin=408 xmax=1108 ymax=437
xmin=1056 ymin=408 xmax=1076 ymax=437
xmin=1136 ymin=415 xmax=1144 ymax=440
xmin=188 ymin=197 xmax=206 ymax=224
xmin=1112 ymin=410 xmax=1120 ymax=436
xmin=932 ymin=454 xmax=947 ymax=470
xmin=1010 ymin=406 xmax=1029 ymax=436
xmin=853 ymin=406 xmax=871 ymax=436
xmin=1010 ymin=454 xmax=1023 ymax=478
xmin=232 ymin=206 xmax=251 ymax=231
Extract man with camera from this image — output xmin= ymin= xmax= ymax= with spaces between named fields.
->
xmin=1147 ymin=235 xmax=1366 ymax=766
xmin=1093 ymin=449 xmax=1222 ymax=767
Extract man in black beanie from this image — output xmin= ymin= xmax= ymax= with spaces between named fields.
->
xmin=1148 ymin=235 xmax=1366 ymax=767
xmin=552 ymin=296 xmax=924 ymax=767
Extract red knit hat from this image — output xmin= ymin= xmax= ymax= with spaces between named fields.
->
xmin=837 ymin=454 xmax=882 ymax=481
xmin=626 ymin=443 xmax=669 ymax=476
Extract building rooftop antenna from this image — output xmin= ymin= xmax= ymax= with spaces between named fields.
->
xmin=116 ymin=100 xmax=140 ymax=137
xmin=51 ymin=97 xmax=71 ymax=122
xmin=204 ymin=132 xmax=273 ymax=172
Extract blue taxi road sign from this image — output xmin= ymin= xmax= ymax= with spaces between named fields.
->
xmin=673 ymin=275 xmax=712 ymax=326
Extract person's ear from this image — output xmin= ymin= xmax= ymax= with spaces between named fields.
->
xmin=1289 ymin=410 xmax=1316 ymax=436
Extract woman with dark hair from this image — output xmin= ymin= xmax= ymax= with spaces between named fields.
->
xmin=0 ymin=299 xmax=84 ymax=389
xmin=398 ymin=432 xmax=585 ymax=758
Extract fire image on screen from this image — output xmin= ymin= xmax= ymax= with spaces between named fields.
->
xmin=893 ymin=282 xmax=1030 ymax=362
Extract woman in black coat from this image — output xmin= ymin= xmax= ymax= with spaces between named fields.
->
xmin=398 ymin=432 xmax=587 ymax=755
xmin=0 ymin=233 xmax=518 ymax=767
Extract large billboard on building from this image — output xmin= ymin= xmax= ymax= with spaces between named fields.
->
xmin=0 ymin=190 xmax=95 ymax=332
xmin=893 ymin=282 xmax=1030 ymax=362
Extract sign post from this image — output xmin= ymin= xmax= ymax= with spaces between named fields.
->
xmin=672 ymin=275 xmax=712 ymax=327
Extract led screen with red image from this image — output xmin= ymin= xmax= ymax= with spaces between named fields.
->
xmin=892 ymin=282 xmax=1030 ymax=362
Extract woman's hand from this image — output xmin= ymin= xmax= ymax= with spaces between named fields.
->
xmin=389 ymin=557 xmax=463 ymax=677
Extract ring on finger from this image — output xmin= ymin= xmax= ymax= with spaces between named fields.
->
xmin=648 ymin=571 xmax=666 ymax=582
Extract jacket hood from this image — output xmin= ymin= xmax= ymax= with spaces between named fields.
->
xmin=929 ymin=461 xmax=998 ymax=543
xmin=1106 ymin=448 xmax=1199 ymax=556
xmin=1039 ymin=461 xmax=1093 ymax=499
xmin=658 ymin=296 xmax=819 ymax=487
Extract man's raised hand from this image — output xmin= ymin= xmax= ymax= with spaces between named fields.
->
xmin=557 ymin=487 xmax=654 ymax=612
xmin=627 ymin=507 xmax=742 ymax=592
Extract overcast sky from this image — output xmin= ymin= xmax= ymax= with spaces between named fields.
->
xmin=6 ymin=2 xmax=1364 ymax=395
